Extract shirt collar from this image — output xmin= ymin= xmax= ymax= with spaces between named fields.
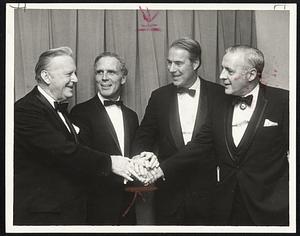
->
xmin=190 ymin=77 xmax=200 ymax=90
xmin=242 ymin=83 xmax=260 ymax=108
xmin=177 ymin=77 xmax=200 ymax=90
xmin=243 ymin=83 xmax=259 ymax=98
xmin=37 ymin=85 xmax=56 ymax=108
xmin=97 ymin=92 xmax=120 ymax=105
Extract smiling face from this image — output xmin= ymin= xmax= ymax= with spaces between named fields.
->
xmin=45 ymin=55 xmax=77 ymax=102
xmin=94 ymin=56 xmax=126 ymax=101
xmin=219 ymin=51 xmax=254 ymax=96
xmin=167 ymin=47 xmax=199 ymax=88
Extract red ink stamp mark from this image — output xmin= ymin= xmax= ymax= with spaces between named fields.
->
xmin=138 ymin=6 xmax=161 ymax=32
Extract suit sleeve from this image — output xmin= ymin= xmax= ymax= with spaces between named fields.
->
xmin=132 ymin=92 xmax=159 ymax=155
xmin=14 ymin=103 xmax=112 ymax=178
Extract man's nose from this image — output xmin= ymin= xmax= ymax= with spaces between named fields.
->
xmin=219 ymin=69 xmax=226 ymax=80
xmin=101 ymin=72 xmax=109 ymax=81
xmin=71 ymin=73 xmax=78 ymax=83
xmin=168 ymin=63 xmax=176 ymax=73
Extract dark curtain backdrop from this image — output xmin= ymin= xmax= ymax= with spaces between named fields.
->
xmin=14 ymin=9 xmax=256 ymax=119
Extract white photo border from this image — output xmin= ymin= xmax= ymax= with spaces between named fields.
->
xmin=6 ymin=2 xmax=297 ymax=233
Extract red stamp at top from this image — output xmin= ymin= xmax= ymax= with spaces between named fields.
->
xmin=138 ymin=6 xmax=161 ymax=32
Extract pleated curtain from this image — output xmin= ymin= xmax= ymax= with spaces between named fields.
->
xmin=14 ymin=9 xmax=256 ymax=119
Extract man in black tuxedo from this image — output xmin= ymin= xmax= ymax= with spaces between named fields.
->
xmin=70 ymin=52 xmax=139 ymax=225
xmin=14 ymin=47 xmax=142 ymax=225
xmin=132 ymin=38 xmax=218 ymax=224
xmin=152 ymin=45 xmax=289 ymax=226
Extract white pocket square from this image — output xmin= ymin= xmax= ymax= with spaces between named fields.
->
xmin=263 ymin=119 xmax=278 ymax=127
xmin=72 ymin=124 xmax=80 ymax=134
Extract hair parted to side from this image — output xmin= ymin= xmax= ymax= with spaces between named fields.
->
xmin=35 ymin=46 xmax=73 ymax=82
xmin=225 ymin=45 xmax=265 ymax=78
xmin=94 ymin=52 xmax=128 ymax=76
xmin=170 ymin=37 xmax=202 ymax=70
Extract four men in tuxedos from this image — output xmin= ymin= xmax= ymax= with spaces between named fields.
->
xmin=14 ymin=41 xmax=289 ymax=226
xmin=14 ymin=47 xmax=143 ymax=225
xmin=153 ymin=45 xmax=289 ymax=226
xmin=70 ymin=52 xmax=139 ymax=224
xmin=132 ymin=38 xmax=218 ymax=224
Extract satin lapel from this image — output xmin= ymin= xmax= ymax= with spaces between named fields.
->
xmin=169 ymin=87 xmax=185 ymax=149
xmin=236 ymin=86 xmax=268 ymax=163
xmin=34 ymin=87 xmax=71 ymax=135
xmin=122 ymin=106 xmax=131 ymax=157
xmin=224 ymin=97 xmax=238 ymax=163
xmin=94 ymin=98 xmax=122 ymax=154
xmin=192 ymin=80 xmax=207 ymax=139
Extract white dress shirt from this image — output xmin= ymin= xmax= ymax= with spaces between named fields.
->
xmin=232 ymin=84 xmax=259 ymax=146
xmin=98 ymin=92 xmax=125 ymax=156
xmin=37 ymin=86 xmax=71 ymax=133
xmin=177 ymin=78 xmax=200 ymax=145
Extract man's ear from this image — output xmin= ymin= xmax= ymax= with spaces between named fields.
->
xmin=247 ymin=68 xmax=257 ymax=82
xmin=40 ymin=70 xmax=51 ymax=85
xmin=193 ymin=59 xmax=200 ymax=71
xmin=121 ymin=76 xmax=127 ymax=85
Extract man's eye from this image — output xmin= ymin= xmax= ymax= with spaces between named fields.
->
xmin=107 ymin=71 xmax=116 ymax=75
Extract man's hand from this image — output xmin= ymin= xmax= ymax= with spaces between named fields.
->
xmin=144 ymin=166 xmax=164 ymax=185
xmin=110 ymin=155 xmax=146 ymax=183
xmin=130 ymin=152 xmax=164 ymax=185
xmin=139 ymin=151 xmax=160 ymax=169
xmin=130 ymin=152 xmax=159 ymax=178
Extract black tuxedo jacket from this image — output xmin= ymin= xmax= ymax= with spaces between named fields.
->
xmin=70 ymin=95 xmax=138 ymax=224
xmin=14 ymin=86 xmax=112 ymax=225
xmin=162 ymin=83 xmax=289 ymax=225
xmin=132 ymin=78 xmax=220 ymax=224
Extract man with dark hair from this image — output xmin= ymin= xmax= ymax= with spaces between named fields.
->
xmin=70 ymin=52 xmax=139 ymax=224
xmin=14 ymin=47 xmax=142 ymax=225
xmin=132 ymin=38 xmax=219 ymax=224
xmin=151 ymin=45 xmax=289 ymax=226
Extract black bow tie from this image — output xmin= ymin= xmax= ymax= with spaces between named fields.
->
xmin=232 ymin=95 xmax=253 ymax=110
xmin=103 ymin=100 xmax=123 ymax=106
xmin=176 ymin=87 xmax=196 ymax=97
xmin=54 ymin=102 xmax=69 ymax=113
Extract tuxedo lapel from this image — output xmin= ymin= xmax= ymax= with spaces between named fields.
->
xmin=94 ymin=97 xmax=122 ymax=155
xmin=224 ymin=97 xmax=238 ymax=163
xmin=122 ymin=106 xmax=131 ymax=157
xmin=34 ymin=87 xmax=72 ymax=137
xmin=192 ymin=80 xmax=207 ymax=139
xmin=236 ymin=86 xmax=268 ymax=163
xmin=168 ymin=86 xmax=185 ymax=149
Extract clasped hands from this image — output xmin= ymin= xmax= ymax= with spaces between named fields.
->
xmin=111 ymin=152 xmax=164 ymax=185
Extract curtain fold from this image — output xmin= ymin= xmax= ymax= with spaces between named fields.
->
xmin=167 ymin=10 xmax=193 ymax=45
xmin=14 ymin=9 xmax=257 ymax=119
xmin=14 ymin=9 xmax=50 ymax=100
xmin=76 ymin=10 xmax=105 ymax=103
xmin=137 ymin=9 xmax=168 ymax=116
xmin=105 ymin=10 xmax=138 ymax=111
xmin=194 ymin=10 xmax=218 ymax=82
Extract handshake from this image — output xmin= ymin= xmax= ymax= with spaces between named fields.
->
xmin=111 ymin=152 xmax=164 ymax=185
